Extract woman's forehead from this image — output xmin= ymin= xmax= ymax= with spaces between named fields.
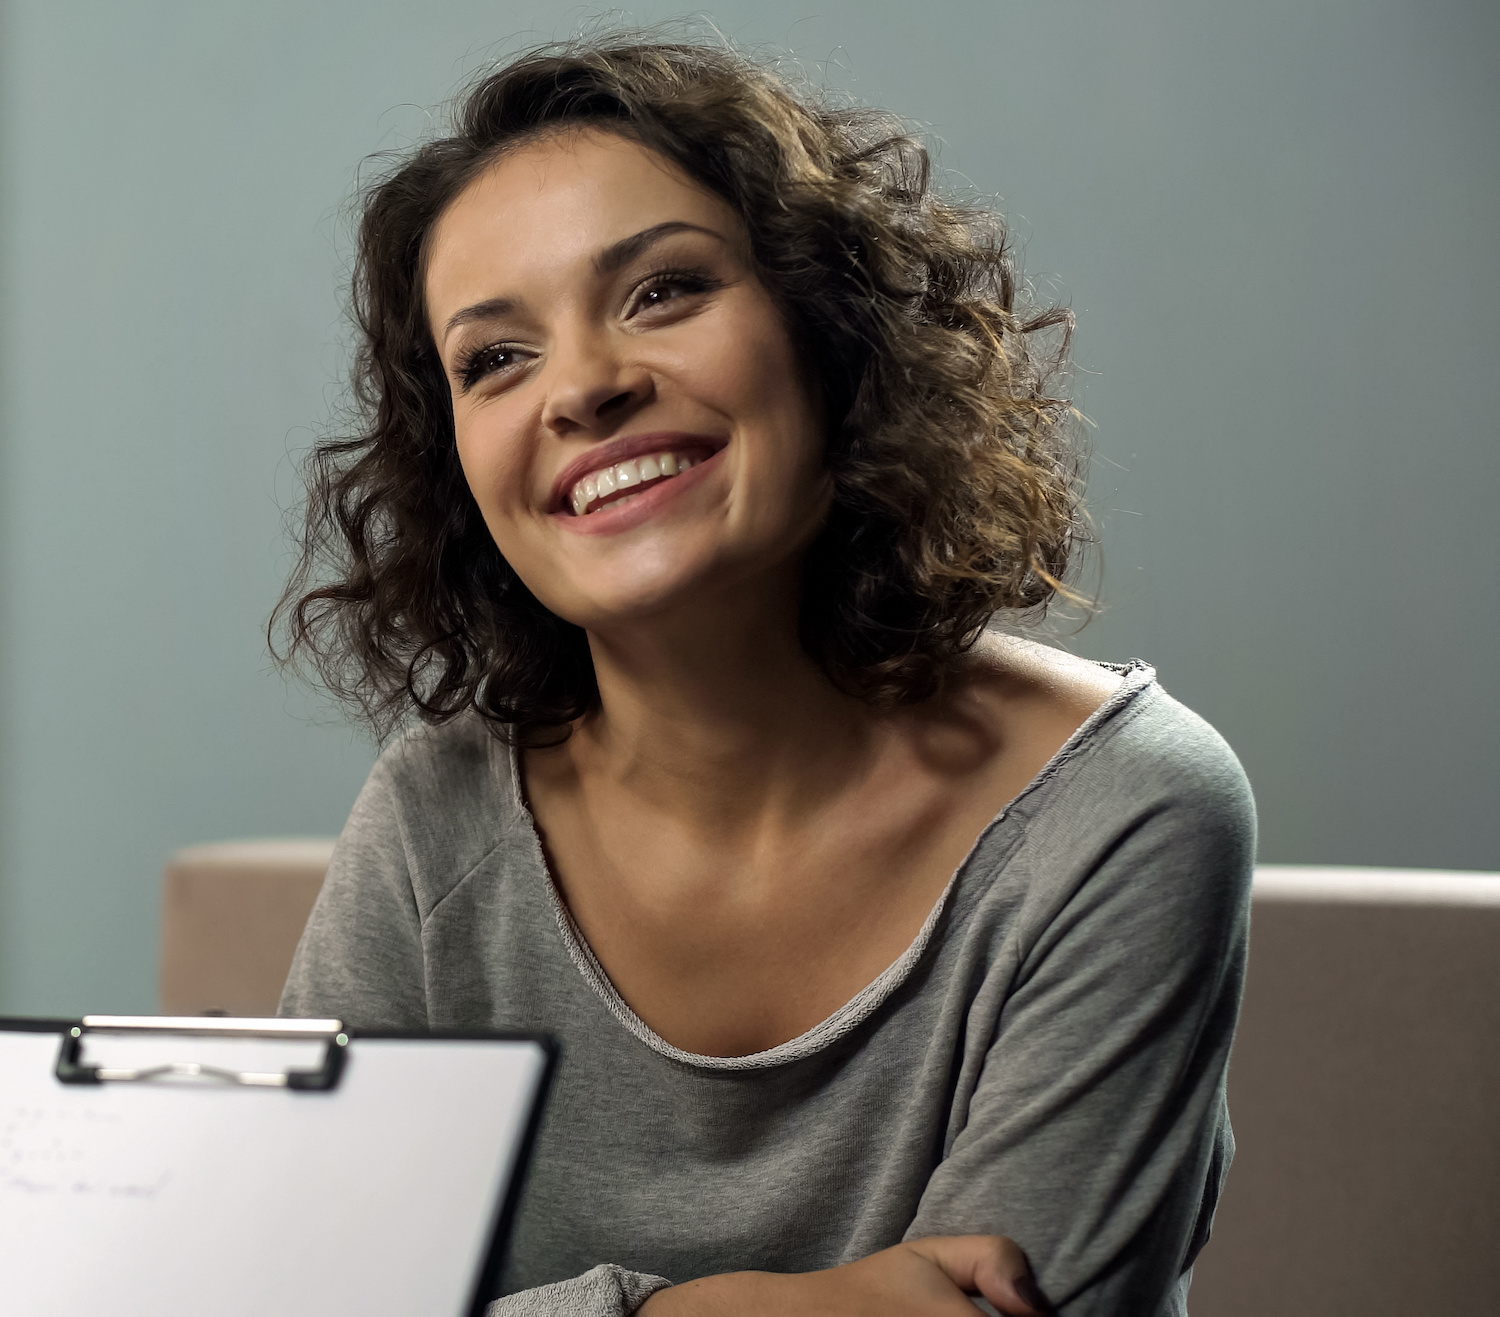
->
xmin=424 ymin=129 xmax=739 ymax=318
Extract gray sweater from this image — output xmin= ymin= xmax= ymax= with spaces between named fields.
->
xmin=280 ymin=660 xmax=1255 ymax=1316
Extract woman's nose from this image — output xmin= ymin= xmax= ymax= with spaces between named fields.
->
xmin=540 ymin=332 xmax=653 ymax=436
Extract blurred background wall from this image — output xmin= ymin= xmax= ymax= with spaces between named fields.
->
xmin=1 ymin=0 xmax=1495 ymax=1017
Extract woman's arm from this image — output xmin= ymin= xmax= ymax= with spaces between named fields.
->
xmin=637 ymin=1236 xmax=1052 ymax=1315
xmin=903 ymin=748 xmax=1256 ymax=1314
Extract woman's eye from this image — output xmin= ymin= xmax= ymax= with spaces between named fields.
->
xmin=629 ymin=270 xmax=720 ymax=318
xmin=457 ymin=344 xmax=527 ymax=391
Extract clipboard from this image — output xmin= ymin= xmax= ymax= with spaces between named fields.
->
xmin=0 ymin=1015 xmax=554 ymax=1316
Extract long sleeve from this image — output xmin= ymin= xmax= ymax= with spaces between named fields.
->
xmin=486 ymin=1265 xmax=671 ymax=1316
xmin=906 ymin=742 xmax=1255 ymax=1315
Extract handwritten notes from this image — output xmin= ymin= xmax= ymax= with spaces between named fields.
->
xmin=1 ymin=1103 xmax=171 ymax=1201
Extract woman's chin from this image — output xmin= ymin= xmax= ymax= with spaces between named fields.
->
xmin=526 ymin=531 xmax=805 ymax=636
xmin=548 ymin=575 xmax=726 ymax=635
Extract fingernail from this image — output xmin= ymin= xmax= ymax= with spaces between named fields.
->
xmin=1015 ymin=1274 xmax=1052 ymax=1312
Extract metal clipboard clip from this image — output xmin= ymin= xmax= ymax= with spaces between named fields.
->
xmin=55 ymin=1015 xmax=349 ymax=1090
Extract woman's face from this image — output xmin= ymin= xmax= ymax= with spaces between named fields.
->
xmin=424 ymin=127 xmax=830 ymax=633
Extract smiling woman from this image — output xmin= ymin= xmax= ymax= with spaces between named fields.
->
xmin=277 ymin=40 xmax=1085 ymax=741
xmin=425 ymin=131 xmax=831 ymax=639
xmin=275 ymin=36 xmax=1255 ymax=1317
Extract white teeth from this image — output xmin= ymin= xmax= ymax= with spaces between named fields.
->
xmin=568 ymin=450 xmax=705 ymax=515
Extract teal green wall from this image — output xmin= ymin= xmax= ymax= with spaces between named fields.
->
xmin=3 ymin=1 xmax=1497 ymax=1015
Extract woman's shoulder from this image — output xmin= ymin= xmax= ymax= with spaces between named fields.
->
xmin=348 ymin=711 xmax=528 ymax=892
xmin=367 ymin=709 xmax=515 ymax=800
xmin=1079 ymin=665 xmax=1255 ymax=826
xmin=991 ymin=646 xmax=1257 ymax=917
xmin=943 ymin=636 xmax=1255 ymax=910
xmin=940 ymin=646 xmax=1256 ymax=965
xmin=969 ymin=633 xmax=1252 ymax=818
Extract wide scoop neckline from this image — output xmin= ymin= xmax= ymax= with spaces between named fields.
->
xmin=508 ymin=658 xmax=1155 ymax=1072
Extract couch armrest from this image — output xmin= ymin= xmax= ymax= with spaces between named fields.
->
xmin=159 ymin=839 xmax=336 ymax=1016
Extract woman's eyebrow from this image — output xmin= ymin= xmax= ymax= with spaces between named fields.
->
xmin=441 ymin=221 xmax=726 ymax=345
xmin=443 ymin=295 xmax=520 ymax=345
xmin=593 ymin=220 xmax=726 ymax=275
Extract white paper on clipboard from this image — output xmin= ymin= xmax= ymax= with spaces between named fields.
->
xmin=0 ymin=1017 xmax=552 ymax=1317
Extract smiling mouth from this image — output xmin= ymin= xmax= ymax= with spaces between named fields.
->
xmin=567 ymin=449 xmax=707 ymax=516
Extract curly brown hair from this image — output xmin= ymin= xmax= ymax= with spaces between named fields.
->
xmin=274 ymin=35 xmax=1093 ymax=745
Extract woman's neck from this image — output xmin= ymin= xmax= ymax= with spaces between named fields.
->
xmin=570 ymin=584 xmax=877 ymax=833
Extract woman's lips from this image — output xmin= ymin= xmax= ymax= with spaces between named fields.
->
xmin=551 ymin=446 xmax=724 ymax=536
xmin=549 ymin=432 xmax=725 ymax=514
xmin=567 ymin=448 xmax=705 ymax=516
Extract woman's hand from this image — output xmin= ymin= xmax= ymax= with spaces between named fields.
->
xmin=637 ymin=1235 xmax=1052 ymax=1315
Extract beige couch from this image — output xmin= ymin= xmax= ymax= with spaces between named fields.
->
xmin=1189 ymin=866 xmax=1500 ymax=1314
xmin=160 ymin=838 xmax=335 ymax=1017
xmin=159 ymin=849 xmax=1500 ymax=1312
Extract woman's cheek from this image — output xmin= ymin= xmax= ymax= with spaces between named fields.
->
xmin=456 ymin=422 xmax=522 ymax=517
